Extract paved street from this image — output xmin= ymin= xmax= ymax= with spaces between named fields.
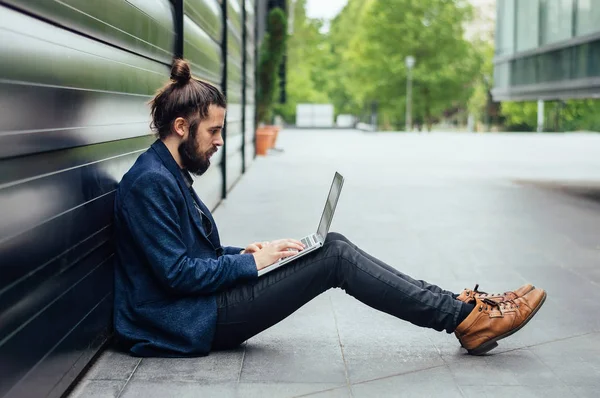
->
xmin=71 ymin=130 xmax=600 ymax=397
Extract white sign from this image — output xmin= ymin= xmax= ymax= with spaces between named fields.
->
xmin=296 ymin=104 xmax=334 ymax=127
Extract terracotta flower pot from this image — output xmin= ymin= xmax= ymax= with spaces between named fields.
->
xmin=270 ymin=126 xmax=280 ymax=148
xmin=256 ymin=127 xmax=275 ymax=155
xmin=262 ymin=125 xmax=280 ymax=148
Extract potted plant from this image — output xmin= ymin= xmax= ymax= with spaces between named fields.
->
xmin=255 ymin=7 xmax=287 ymax=155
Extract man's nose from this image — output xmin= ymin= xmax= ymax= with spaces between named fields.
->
xmin=215 ymin=134 xmax=224 ymax=146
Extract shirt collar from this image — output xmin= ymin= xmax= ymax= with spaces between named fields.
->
xmin=180 ymin=169 xmax=194 ymax=189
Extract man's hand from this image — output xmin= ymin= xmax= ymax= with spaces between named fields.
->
xmin=241 ymin=241 xmax=269 ymax=254
xmin=252 ymin=239 xmax=305 ymax=270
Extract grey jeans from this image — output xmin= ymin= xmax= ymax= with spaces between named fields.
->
xmin=212 ymin=232 xmax=463 ymax=350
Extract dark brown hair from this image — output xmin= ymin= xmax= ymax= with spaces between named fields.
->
xmin=150 ymin=59 xmax=226 ymax=139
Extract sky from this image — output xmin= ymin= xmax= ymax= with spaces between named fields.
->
xmin=305 ymin=0 xmax=348 ymax=20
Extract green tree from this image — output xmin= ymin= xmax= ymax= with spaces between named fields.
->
xmin=501 ymin=100 xmax=600 ymax=132
xmin=500 ymin=101 xmax=538 ymax=130
xmin=325 ymin=0 xmax=375 ymax=117
xmin=467 ymin=40 xmax=494 ymax=129
xmin=257 ymin=7 xmax=287 ymax=124
xmin=330 ymin=0 xmax=480 ymax=130
xmin=274 ymin=0 xmax=330 ymax=123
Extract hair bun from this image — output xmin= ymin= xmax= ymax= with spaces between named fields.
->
xmin=170 ymin=58 xmax=191 ymax=84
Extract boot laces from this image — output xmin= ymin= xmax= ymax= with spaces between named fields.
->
xmin=481 ymin=297 xmax=518 ymax=314
xmin=473 ymin=284 xmax=505 ymax=298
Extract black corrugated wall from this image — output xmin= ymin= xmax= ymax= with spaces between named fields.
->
xmin=0 ymin=1 xmax=258 ymax=397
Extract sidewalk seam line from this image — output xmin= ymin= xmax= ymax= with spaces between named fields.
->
xmin=330 ymin=295 xmax=353 ymax=397
xmin=237 ymin=342 xmax=247 ymax=383
xmin=429 ymin=335 xmax=466 ymax=397
xmin=116 ymin=357 xmax=142 ymax=398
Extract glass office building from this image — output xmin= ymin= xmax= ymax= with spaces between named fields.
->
xmin=493 ymin=0 xmax=600 ymax=101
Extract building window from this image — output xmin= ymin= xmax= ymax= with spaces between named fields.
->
xmin=590 ymin=41 xmax=600 ymax=78
xmin=576 ymin=0 xmax=600 ymax=37
xmin=496 ymin=0 xmax=515 ymax=56
xmin=540 ymin=0 xmax=573 ymax=45
xmin=515 ymin=0 xmax=539 ymax=52
xmin=494 ymin=62 xmax=510 ymax=88
xmin=571 ymin=43 xmax=590 ymax=80
xmin=512 ymin=56 xmax=537 ymax=86
xmin=537 ymin=48 xmax=572 ymax=83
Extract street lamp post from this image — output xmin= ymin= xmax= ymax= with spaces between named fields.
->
xmin=405 ymin=56 xmax=415 ymax=132
xmin=483 ymin=74 xmax=490 ymax=132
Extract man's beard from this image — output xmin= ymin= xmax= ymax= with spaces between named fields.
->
xmin=178 ymin=136 xmax=212 ymax=176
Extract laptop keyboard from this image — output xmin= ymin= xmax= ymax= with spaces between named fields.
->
xmin=301 ymin=235 xmax=316 ymax=248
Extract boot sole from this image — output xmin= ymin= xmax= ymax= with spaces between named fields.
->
xmin=466 ymin=290 xmax=547 ymax=356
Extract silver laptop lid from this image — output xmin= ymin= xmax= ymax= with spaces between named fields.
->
xmin=317 ymin=172 xmax=344 ymax=240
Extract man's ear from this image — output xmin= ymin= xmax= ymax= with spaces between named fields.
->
xmin=173 ymin=117 xmax=187 ymax=138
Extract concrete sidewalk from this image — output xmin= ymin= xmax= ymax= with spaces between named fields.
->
xmin=71 ymin=130 xmax=600 ymax=397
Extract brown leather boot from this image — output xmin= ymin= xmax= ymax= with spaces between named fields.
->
xmin=454 ymin=287 xmax=547 ymax=355
xmin=456 ymin=283 xmax=535 ymax=303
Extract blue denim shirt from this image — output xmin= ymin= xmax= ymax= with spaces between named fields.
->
xmin=113 ymin=140 xmax=257 ymax=357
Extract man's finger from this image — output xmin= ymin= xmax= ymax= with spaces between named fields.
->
xmin=287 ymin=242 xmax=304 ymax=251
xmin=245 ymin=244 xmax=259 ymax=253
xmin=279 ymin=249 xmax=299 ymax=257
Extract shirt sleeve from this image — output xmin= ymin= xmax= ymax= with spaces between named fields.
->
xmin=222 ymin=245 xmax=245 ymax=256
xmin=122 ymin=171 xmax=258 ymax=295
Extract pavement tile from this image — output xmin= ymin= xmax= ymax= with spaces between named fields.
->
xmin=240 ymin=295 xmax=347 ymax=384
xmin=236 ymin=383 xmax=349 ymax=398
xmin=459 ymin=385 xmax=576 ymax=398
xmin=68 ymin=380 xmax=126 ymax=398
xmin=444 ymin=349 xmax=564 ymax=386
xmin=447 ymin=349 xmax=562 ymax=387
xmin=131 ymin=348 xmax=245 ymax=382
xmin=529 ymin=333 xmax=600 ymax=387
xmin=120 ymin=381 xmax=237 ymax=398
xmin=350 ymin=365 xmax=463 ymax=397
xmin=83 ymin=349 xmax=141 ymax=381
xmin=331 ymin=294 xmax=445 ymax=382
xmin=240 ymin=337 xmax=347 ymax=384
xmin=570 ymin=386 xmax=600 ymax=398
xmin=122 ymin=381 xmax=350 ymax=398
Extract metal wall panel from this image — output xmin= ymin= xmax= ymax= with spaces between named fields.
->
xmin=0 ymin=4 xmax=163 ymax=398
xmin=227 ymin=101 xmax=243 ymax=124
xmin=245 ymin=85 xmax=255 ymax=104
xmin=242 ymin=0 xmax=256 ymax=169
xmin=191 ymin=165 xmax=222 ymax=210
xmin=0 ymin=6 xmax=167 ymax=158
xmin=228 ymin=23 xmax=243 ymax=60
xmin=3 ymin=0 xmax=175 ymax=64
xmin=185 ymin=0 xmax=223 ymax=44
xmin=226 ymin=0 xmax=244 ymax=180
xmin=228 ymin=0 xmax=243 ymax=36
xmin=245 ymin=104 xmax=256 ymax=137
xmin=225 ymin=133 xmax=244 ymax=156
xmin=183 ymin=15 xmax=223 ymax=85
xmin=245 ymin=0 xmax=256 ymax=41
xmin=244 ymin=141 xmax=255 ymax=169
xmin=226 ymin=121 xmax=244 ymax=139
xmin=0 ymin=8 xmax=166 ymax=94
xmin=0 ymin=0 xmax=260 ymax=394
xmin=229 ymin=59 xmax=244 ymax=85
xmin=226 ymin=151 xmax=243 ymax=190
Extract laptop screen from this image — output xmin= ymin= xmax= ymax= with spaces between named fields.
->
xmin=317 ymin=172 xmax=344 ymax=239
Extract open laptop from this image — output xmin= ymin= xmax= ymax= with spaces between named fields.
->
xmin=258 ymin=172 xmax=345 ymax=277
